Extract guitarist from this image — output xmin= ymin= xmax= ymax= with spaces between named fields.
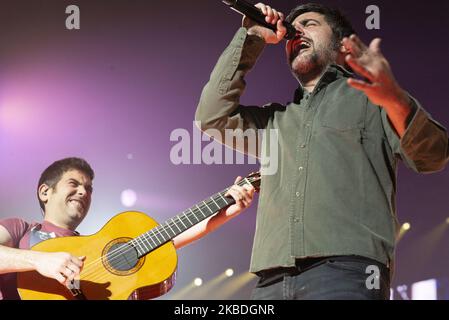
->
xmin=0 ymin=157 xmax=255 ymax=300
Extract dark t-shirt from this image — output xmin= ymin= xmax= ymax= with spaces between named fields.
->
xmin=0 ymin=218 xmax=77 ymax=300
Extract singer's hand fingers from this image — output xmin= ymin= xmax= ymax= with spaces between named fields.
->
xmin=276 ymin=19 xmax=287 ymax=39
xmin=342 ymin=37 xmax=362 ymax=58
xmin=369 ymin=38 xmax=382 ymax=54
xmin=272 ymin=9 xmax=280 ymax=24
xmin=350 ymin=34 xmax=368 ymax=52
xmin=278 ymin=11 xmax=285 ymax=21
xmin=345 ymin=55 xmax=375 ymax=82
xmin=265 ymin=5 xmax=274 ymax=23
xmin=347 ymin=77 xmax=374 ymax=92
xmin=255 ymin=3 xmax=267 ymax=16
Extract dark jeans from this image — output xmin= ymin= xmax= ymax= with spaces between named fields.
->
xmin=251 ymin=256 xmax=390 ymax=300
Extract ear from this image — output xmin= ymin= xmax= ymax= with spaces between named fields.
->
xmin=38 ymin=184 xmax=50 ymax=204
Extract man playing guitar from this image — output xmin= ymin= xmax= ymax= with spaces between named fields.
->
xmin=0 ymin=157 xmax=255 ymax=299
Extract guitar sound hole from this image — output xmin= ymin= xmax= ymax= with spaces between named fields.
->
xmin=106 ymin=242 xmax=139 ymax=271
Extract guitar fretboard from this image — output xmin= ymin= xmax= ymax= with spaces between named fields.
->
xmin=130 ymin=177 xmax=256 ymax=258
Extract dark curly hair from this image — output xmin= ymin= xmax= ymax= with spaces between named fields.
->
xmin=286 ymin=3 xmax=355 ymax=48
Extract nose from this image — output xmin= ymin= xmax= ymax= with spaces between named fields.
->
xmin=293 ymin=22 xmax=305 ymax=37
xmin=77 ymin=185 xmax=87 ymax=196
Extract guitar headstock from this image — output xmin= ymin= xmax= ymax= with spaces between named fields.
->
xmin=243 ymin=171 xmax=261 ymax=193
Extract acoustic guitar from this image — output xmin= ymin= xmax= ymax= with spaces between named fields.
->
xmin=17 ymin=172 xmax=260 ymax=300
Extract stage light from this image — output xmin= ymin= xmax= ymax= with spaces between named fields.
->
xmin=194 ymin=278 xmax=203 ymax=287
xmin=121 ymin=189 xmax=137 ymax=207
xmin=0 ymin=100 xmax=31 ymax=132
xmin=396 ymin=285 xmax=410 ymax=300
xmin=411 ymin=279 xmax=437 ymax=300
xmin=396 ymin=222 xmax=412 ymax=243
xmin=402 ymin=222 xmax=411 ymax=231
xmin=446 ymin=217 xmax=449 ymax=224
xmin=225 ymin=268 xmax=234 ymax=277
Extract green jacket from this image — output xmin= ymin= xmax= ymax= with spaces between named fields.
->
xmin=195 ymin=28 xmax=449 ymax=273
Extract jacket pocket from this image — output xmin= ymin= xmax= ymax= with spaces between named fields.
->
xmin=320 ymin=94 xmax=367 ymax=131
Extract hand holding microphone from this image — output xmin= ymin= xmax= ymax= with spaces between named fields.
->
xmin=222 ymin=1 xmax=297 ymax=44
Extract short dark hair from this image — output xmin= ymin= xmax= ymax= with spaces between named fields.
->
xmin=37 ymin=157 xmax=94 ymax=212
xmin=286 ymin=3 xmax=355 ymax=43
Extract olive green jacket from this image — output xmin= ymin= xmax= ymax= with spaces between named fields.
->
xmin=195 ymin=28 xmax=449 ymax=273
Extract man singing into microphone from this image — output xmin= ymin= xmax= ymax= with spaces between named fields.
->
xmin=195 ymin=2 xmax=448 ymax=299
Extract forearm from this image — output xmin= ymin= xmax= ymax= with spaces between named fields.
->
xmin=173 ymin=178 xmax=256 ymax=249
xmin=382 ymin=88 xmax=414 ymax=138
xmin=195 ymin=28 xmax=265 ymax=132
xmin=0 ymin=245 xmax=39 ymax=274
xmin=382 ymin=93 xmax=449 ymax=173
xmin=173 ymin=209 xmax=235 ymax=250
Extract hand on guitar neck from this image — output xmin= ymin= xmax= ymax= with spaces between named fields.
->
xmin=173 ymin=176 xmax=256 ymax=249
xmin=223 ymin=176 xmax=256 ymax=216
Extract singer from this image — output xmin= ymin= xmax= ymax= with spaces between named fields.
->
xmin=195 ymin=2 xmax=449 ymax=300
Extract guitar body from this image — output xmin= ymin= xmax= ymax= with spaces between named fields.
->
xmin=17 ymin=211 xmax=177 ymax=300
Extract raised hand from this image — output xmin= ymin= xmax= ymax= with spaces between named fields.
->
xmin=242 ymin=2 xmax=287 ymax=44
xmin=342 ymin=34 xmax=409 ymax=109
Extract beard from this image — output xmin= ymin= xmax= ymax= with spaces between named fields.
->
xmin=288 ymin=39 xmax=338 ymax=81
xmin=290 ymin=49 xmax=321 ymax=76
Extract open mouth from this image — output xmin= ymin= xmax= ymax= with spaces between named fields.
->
xmin=293 ymin=39 xmax=312 ymax=55
xmin=69 ymin=199 xmax=85 ymax=211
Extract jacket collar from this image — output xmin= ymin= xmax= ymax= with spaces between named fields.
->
xmin=293 ymin=64 xmax=354 ymax=103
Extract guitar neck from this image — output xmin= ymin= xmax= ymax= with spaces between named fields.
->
xmin=132 ymin=178 xmax=254 ymax=258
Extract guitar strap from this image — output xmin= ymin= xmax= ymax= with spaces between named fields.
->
xmin=29 ymin=224 xmax=57 ymax=248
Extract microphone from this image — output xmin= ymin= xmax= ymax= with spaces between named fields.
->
xmin=222 ymin=0 xmax=296 ymax=40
